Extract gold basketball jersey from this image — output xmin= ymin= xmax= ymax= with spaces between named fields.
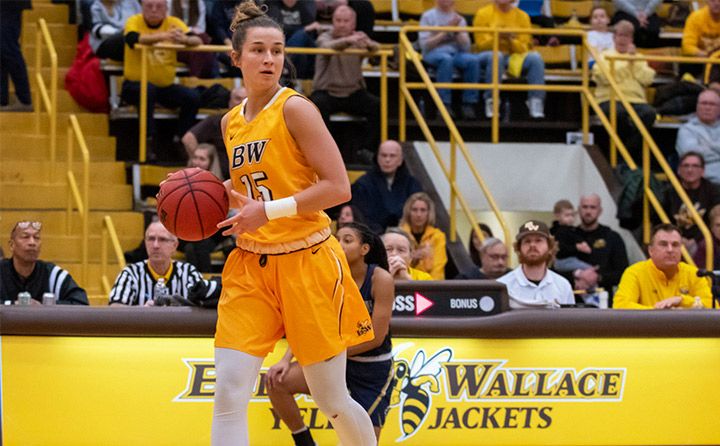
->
xmin=224 ymin=88 xmax=331 ymax=253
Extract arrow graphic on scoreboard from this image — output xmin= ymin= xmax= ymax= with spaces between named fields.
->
xmin=415 ymin=293 xmax=434 ymax=315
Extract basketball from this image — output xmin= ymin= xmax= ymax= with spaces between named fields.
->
xmin=156 ymin=167 xmax=229 ymax=241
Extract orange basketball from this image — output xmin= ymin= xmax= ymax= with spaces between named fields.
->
xmin=156 ymin=168 xmax=229 ymax=241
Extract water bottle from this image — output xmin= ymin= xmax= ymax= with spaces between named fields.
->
xmin=597 ymin=291 xmax=609 ymax=309
xmin=153 ymin=278 xmax=170 ymax=306
xmin=42 ymin=292 xmax=56 ymax=306
xmin=502 ymin=99 xmax=511 ymax=123
xmin=692 ymin=296 xmax=704 ymax=309
xmin=17 ymin=292 xmax=32 ymax=306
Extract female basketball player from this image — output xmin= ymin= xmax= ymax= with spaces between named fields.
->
xmin=212 ymin=3 xmax=376 ymax=446
xmin=265 ymin=222 xmax=395 ymax=445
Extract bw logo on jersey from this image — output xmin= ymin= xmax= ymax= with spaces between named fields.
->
xmin=232 ymin=139 xmax=269 ymax=169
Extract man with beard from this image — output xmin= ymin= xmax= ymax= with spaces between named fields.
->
xmin=614 ymin=224 xmax=712 ymax=309
xmin=497 ymin=220 xmax=574 ymax=308
xmin=572 ymin=194 xmax=629 ymax=304
xmin=0 ymin=220 xmax=88 ymax=305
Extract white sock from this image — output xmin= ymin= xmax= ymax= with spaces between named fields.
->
xmin=211 ymin=348 xmax=264 ymax=446
xmin=302 ymin=352 xmax=376 ymax=446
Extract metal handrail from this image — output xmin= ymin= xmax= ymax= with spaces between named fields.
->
xmin=398 ymin=30 xmax=512 ymax=251
xmin=34 ymin=18 xmax=57 ymax=177
xmin=398 ymin=25 xmax=712 ymax=270
xmin=101 ymin=215 xmax=126 ymax=296
xmin=134 ymin=43 xmax=392 ymax=163
xmin=66 ymin=115 xmax=90 ymax=285
xmin=597 ymin=51 xmax=713 ymax=269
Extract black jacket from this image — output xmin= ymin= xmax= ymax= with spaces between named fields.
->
xmin=0 ymin=258 xmax=89 ymax=305
xmin=575 ymin=224 xmax=629 ymax=292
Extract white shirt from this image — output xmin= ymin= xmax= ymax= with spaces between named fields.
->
xmin=497 ymin=267 xmax=575 ymax=309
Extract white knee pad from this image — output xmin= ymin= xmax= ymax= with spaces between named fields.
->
xmin=303 ymin=352 xmax=376 ymax=446
xmin=211 ymin=348 xmax=264 ymax=446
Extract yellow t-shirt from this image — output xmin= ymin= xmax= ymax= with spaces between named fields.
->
xmin=592 ymin=49 xmax=656 ymax=104
xmin=613 ymin=259 xmax=712 ymax=309
xmin=123 ymin=14 xmax=188 ymax=87
xmin=472 ymin=4 xmax=532 ymax=54
xmin=409 ymin=267 xmax=433 ymax=281
xmin=682 ymin=6 xmax=720 ymax=56
xmin=224 ymin=87 xmax=331 ymax=253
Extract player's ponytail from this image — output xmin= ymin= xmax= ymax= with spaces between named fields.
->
xmin=230 ymin=1 xmax=283 ymax=51
xmin=340 ymin=222 xmax=390 ymax=271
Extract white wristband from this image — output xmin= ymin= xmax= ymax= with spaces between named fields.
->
xmin=264 ymin=197 xmax=297 ymax=220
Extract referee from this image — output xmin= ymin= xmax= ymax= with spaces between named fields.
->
xmin=109 ymin=221 xmax=220 ymax=306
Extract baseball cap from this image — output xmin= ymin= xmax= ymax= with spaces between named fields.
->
xmin=516 ymin=220 xmax=551 ymax=242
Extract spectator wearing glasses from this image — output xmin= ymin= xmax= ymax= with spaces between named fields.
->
xmin=0 ymin=221 xmax=88 ymax=305
xmin=661 ymin=151 xmax=720 ymax=251
xmin=676 ymin=90 xmax=720 ymax=186
xmin=108 ymin=221 xmax=220 ymax=306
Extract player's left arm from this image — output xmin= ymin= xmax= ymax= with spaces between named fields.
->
xmin=347 ymin=267 xmax=394 ymax=356
xmin=284 ymin=95 xmax=352 ymax=213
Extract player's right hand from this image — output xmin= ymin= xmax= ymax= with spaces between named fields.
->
xmin=265 ymin=361 xmax=290 ymax=389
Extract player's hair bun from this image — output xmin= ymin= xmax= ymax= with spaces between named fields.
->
xmin=230 ymin=1 xmax=267 ymax=32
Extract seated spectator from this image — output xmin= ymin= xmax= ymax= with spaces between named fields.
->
xmin=550 ymin=199 xmax=592 ymax=274
xmin=89 ymin=0 xmax=141 ymax=61
xmin=592 ymin=20 xmax=656 ymax=159
xmin=497 ymin=220 xmax=575 ymax=309
xmin=611 ymin=0 xmax=661 ymax=48
xmin=310 ymin=5 xmax=380 ymax=160
xmin=474 ymin=0 xmax=546 ymax=119
xmin=181 ymin=86 xmax=245 ymax=180
xmin=0 ymin=220 xmax=88 ymax=305
xmin=587 ymin=6 xmax=614 ymax=65
xmin=676 ymin=91 xmax=720 ymax=185
xmin=109 ymin=221 xmax=220 ymax=306
xmin=693 ymin=204 xmax=720 ymax=270
xmin=167 ymin=0 xmax=216 ymax=78
xmin=662 ymin=151 xmax=720 ymax=250
xmin=315 ymin=0 xmax=375 ymax=38
xmin=573 ymin=194 xmax=629 ymax=302
xmin=517 ymin=0 xmax=560 ymax=46
xmin=399 ymin=192 xmax=447 ymax=280
xmin=189 ymin=143 xmax=223 ymax=183
xmin=351 ymin=140 xmax=422 ymax=234
xmin=682 ymin=0 xmax=720 ymax=81
xmin=381 ymin=228 xmax=432 ymax=280
xmin=207 ymin=0 xmax=242 ymax=75
xmin=468 ymin=223 xmax=494 ymax=267
xmin=456 ymin=237 xmax=510 ymax=280
xmin=418 ymin=0 xmax=480 ymax=120
xmin=121 ymin=0 xmax=203 ymax=161
xmin=338 ymin=203 xmax=365 ymax=226
xmin=266 ymin=0 xmax=321 ymax=80
xmin=614 ymin=223 xmax=712 ymax=309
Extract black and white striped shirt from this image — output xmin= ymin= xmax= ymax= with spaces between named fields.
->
xmin=108 ymin=260 xmax=218 ymax=306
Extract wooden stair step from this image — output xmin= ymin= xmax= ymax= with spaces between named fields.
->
xmin=1 ymin=161 xmax=126 ymax=185
xmin=0 ymin=183 xmax=132 ymax=210
xmin=23 ymin=22 xmax=78 ymax=48
xmin=0 ymin=233 xmax=142 ymax=263
xmin=22 ymin=44 xmax=77 ymax=68
xmin=0 ymin=210 xmax=144 ymax=238
xmin=0 ymin=113 xmax=109 ymax=136
xmin=0 ymin=133 xmax=116 ymax=160
xmin=22 ymin=4 xmax=70 ymax=25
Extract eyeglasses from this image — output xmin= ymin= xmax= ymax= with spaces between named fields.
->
xmin=679 ymin=163 xmax=703 ymax=169
xmin=12 ymin=221 xmax=42 ymax=232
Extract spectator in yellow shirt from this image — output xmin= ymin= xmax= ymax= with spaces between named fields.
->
xmin=681 ymin=0 xmax=720 ymax=58
xmin=473 ymin=0 xmax=546 ymax=119
xmin=613 ymin=223 xmax=713 ymax=309
xmin=381 ymin=228 xmax=433 ymax=281
xmin=592 ymin=20 xmax=656 ymax=159
xmin=399 ymin=192 xmax=447 ymax=280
